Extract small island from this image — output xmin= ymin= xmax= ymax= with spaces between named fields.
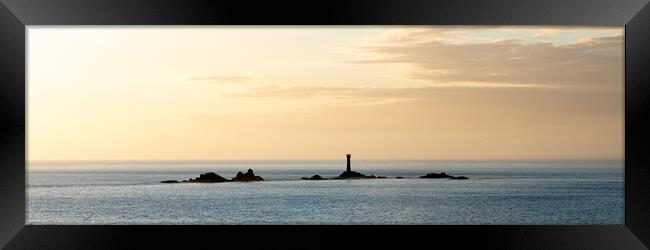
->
xmin=420 ymin=172 xmax=469 ymax=180
xmin=302 ymin=174 xmax=325 ymax=180
xmin=161 ymin=169 xmax=265 ymax=183
xmin=231 ymin=169 xmax=264 ymax=182
xmin=183 ymin=172 xmax=230 ymax=183
xmin=336 ymin=170 xmax=368 ymax=179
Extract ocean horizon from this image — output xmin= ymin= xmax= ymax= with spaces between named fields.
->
xmin=27 ymin=160 xmax=624 ymax=225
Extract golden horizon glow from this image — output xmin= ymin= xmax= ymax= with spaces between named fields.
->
xmin=28 ymin=26 xmax=624 ymax=162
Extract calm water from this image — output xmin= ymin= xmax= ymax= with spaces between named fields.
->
xmin=27 ymin=160 xmax=624 ymax=224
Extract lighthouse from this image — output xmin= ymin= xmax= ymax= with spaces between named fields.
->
xmin=337 ymin=153 xmax=370 ymax=179
xmin=346 ymin=154 xmax=351 ymax=172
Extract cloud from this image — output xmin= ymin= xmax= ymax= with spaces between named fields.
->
xmin=225 ymin=86 xmax=422 ymax=108
xmin=232 ymin=83 xmax=559 ymax=99
xmin=228 ymin=86 xmax=368 ymax=98
xmin=368 ymin=26 xmax=541 ymax=45
xmin=222 ymin=83 xmax=622 ymax=120
xmin=533 ymin=28 xmax=570 ymax=39
xmin=224 ymin=83 xmax=572 ymax=109
xmin=371 ymin=26 xmax=621 ymax=44
xmin=370 ymin=27 xmax=464 ymax=44
xmin=186 ymin=75 xmax=253 ymax=84
xmin=351 ymin=33 xmax=623 ymax=89
xmin=224 ymin=86 xmax=412 ymax=107
xmin=531 ymin=27 xmax=618 ymax=40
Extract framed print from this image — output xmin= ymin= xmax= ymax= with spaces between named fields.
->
xmin=1 ymin=0 xmax=649 ymax=249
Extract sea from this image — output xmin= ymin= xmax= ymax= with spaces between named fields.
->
xmin=27 ymin=160 xmax=624 ymax=225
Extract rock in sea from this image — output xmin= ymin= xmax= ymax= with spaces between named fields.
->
xmin=336 ymin=170 xmax=368 ymax=179
xmin=336 ymin=171 xmax=385 ymax=179
xmin=420 ymin=172 xmax=469 ymax=180
xmin=419 ymin=172 xmax=453 ymax=178
xmin=302 ymin=174 xmax=325 ymax=180
xmin=231 ymin=169 xmax=264 ymax=182
xmin=183 ymin=172 xmax=230 ymax=183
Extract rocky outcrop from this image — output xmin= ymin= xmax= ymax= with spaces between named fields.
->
xmin=335 ymin=171 xmax=386 ymax=179
xmin=420 ymin=172 xmax=452 ymax=178
xmin=301 ymin=174 xmax=325 ymax=180
xmin=231 ymin=169 xmax=264 ymax=182
xmin=420 ymin=172 xmax=469 ymax=180
xmin=173 ymin=169 xmax=265 ymax=183
xmin=183 ymin=172 xmax=230 ymax=183
xmin=336 ymin=170 xmax=368 ymax=179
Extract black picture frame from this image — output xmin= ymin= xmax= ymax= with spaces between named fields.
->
xmin=1 ymin=0 xmax=649 ymax=249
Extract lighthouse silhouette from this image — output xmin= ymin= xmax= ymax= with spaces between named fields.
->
xmin=346 ymin=154 xmax=351 ymax=172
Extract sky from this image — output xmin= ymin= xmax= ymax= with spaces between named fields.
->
xmin=27 ymin=26 xmax=624 ymax=162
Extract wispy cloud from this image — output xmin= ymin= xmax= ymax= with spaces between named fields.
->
xmin=369 ymin=26 xmax=621 ymax=45
xmin=225 ymin=86 xmax=419 ymax=108
xmin=231 ymin=82 xmax=560 ymax=99
xmin=351 ymin=32 xmax=623 ymax=89
xmin=228 ymin=86 xmax=367 ymax=99
xmin=186 ymin=75 xmax=254 ymax=84
xmin=220 ymin=82 xmax=622 ymax=120
xmin=224 ymin=83 xmax=567 ymax=109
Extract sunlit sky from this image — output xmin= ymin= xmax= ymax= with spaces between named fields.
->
xmin=28 ymin=26 xmax=623 ymax=162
